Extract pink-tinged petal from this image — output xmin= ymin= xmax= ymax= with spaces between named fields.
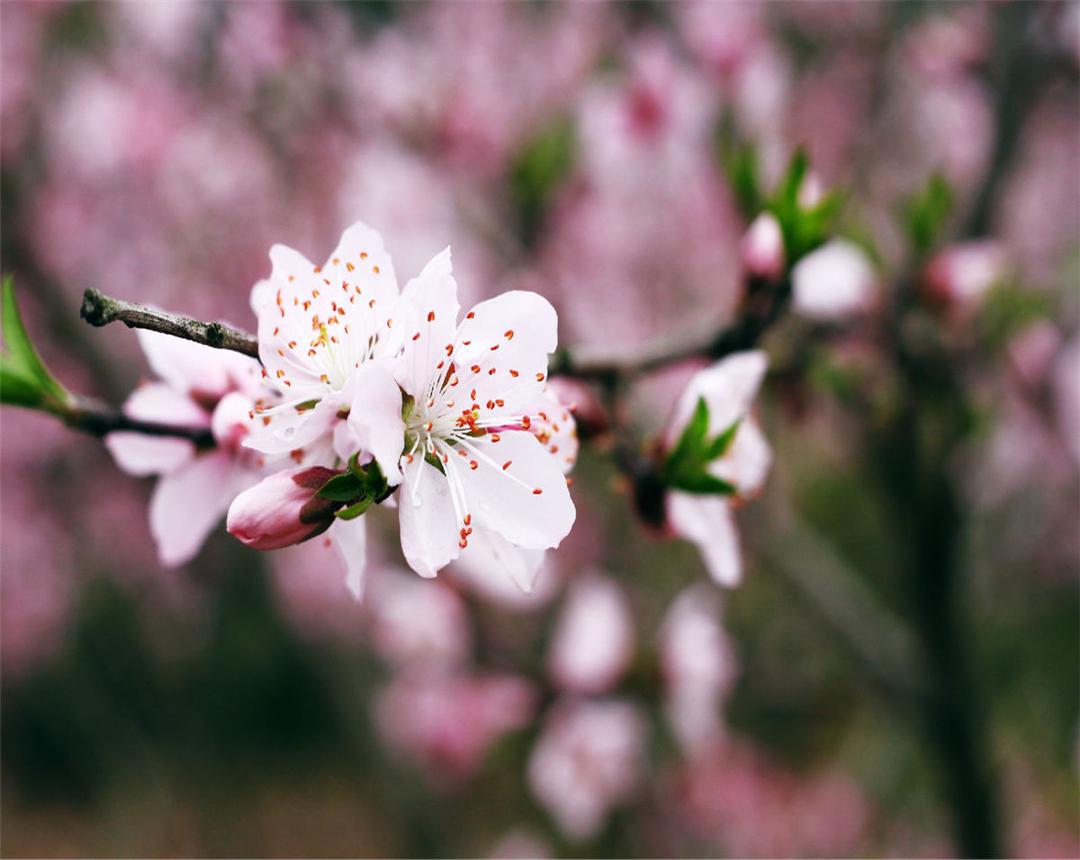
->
xmin=665 ymin=351 xmax=768 ymax=447
xmin=345 ymin=361 xmax=406 ymax=485
xmin=709 ymin=417 xmax=772 ymax=497
xmin=105 ymin=432 xmax=195 ymax=477
xmin=326 ymin=517 xmax=367 ymax=601
xmin=453 ymin=290 xmax=558 ymax=414
xmin=149 ymin=450 xmax=234 ymax=566
xmin=226 ymin=465 xmax=341 ymax=551
xmin=211 ymin=391 xmax=256 ymax=451
xmin=136 ymin=329 xmax=252 ymax=399
xmin=460 ymin=431 xmax=575 ymax=550
xmin=792 ymin=239 xmax=878 ymax=321
xmin=394 ymin=247 xmax=459 ymax=399
xmin=548 ymin=574 xmax=635 ymax=694
xmin=741 ymin=212 xmax=785 ymax=280
xmin=462 ymin=527 xmax=547 ymax=594
xmin=398 ymin=456 xmax=461 ymax=577
xmin=243 ymin=396 xmax=340 ymax=456
xmin=528 ymin=386 xmax=579 ymax=475
xmin=124 ymin=382 xmax=209 ymax=427
xmin=667 ymin=491 xmax=742 ymax=586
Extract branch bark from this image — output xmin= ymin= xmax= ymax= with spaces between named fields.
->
xmin=80 ymin=288 xmax=260 ymax=359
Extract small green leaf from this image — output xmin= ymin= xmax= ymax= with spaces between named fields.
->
xmin=336 ymin=497 xmax=373 ymax=520
xmin=1 ymin=276 xmax=71 ymax=412
xmin=316 ymin=472 xmax=363 ymax=502
xmin=904 ymin=173 xmax=953 ymax=257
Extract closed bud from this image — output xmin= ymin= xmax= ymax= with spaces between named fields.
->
xmin=741 ymin=213 xmax=785 ymax=281
xmin=227 ymin=466 xmax=343 ymax=551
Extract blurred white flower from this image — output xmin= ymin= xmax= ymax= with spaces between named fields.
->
xmin=792 ymin=239 xmax=878 ymax=321
xmin=664 ymin=351 xmax=773 ymax=586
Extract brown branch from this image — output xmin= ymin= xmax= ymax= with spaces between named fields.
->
xmin=59 ymin=394 xmax=214 ymax=445
xmin=80 ymin=288 xmax=260 ymax=359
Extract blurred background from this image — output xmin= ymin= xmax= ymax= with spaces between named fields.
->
xmin=1 ymin=1 xmax=1078 ymax=857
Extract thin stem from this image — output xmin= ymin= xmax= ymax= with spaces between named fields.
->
xmin=80 ymin=288 xmax=260 ymax=359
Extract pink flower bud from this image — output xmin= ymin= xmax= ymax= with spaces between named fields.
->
xmin=922 ymin=240 xmax=1006 ymax=316
xmin=227 ymin=466 xmax=342 ymax=551
xmin=741 ymin=213 xmax=785 ymax=280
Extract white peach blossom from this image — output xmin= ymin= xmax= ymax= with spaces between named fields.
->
xmin=664 ymin=351 xmax=772 ymax=586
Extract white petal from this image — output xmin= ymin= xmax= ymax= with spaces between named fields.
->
xmin=136 ymin=329 xmax=251 ymax=398
xmin=667 ymin=491 xmax=742 ymax=586
xmin=105 ymin=432 xmax=195 ymax=477
xmin=124 ymin=382 xmax=209 ymax=427
xmin=459 ymin=431 xmax=575 ymax=550
xmin=345 ymin=361 xmax=406 ymax=485
xmin=464 ymin=528 xmax=546 ymax=594
xmin=242 ymin=396 xmax=340 ymax=456
xmin=327 ymin=517 xmax=368 ymax=601
xmin=527 ymin=386 xmax=579 ymax=475
xmin=452 ymin=291 xmax=558 ymax=415
xmin=709 ymin=416 xmax=772 ymax=496
xmin=665 ymin=350 xmax=768 ymax=447
xmin=792 ymin=239 xmax=878 ymax=321
xmin=398 ymin=456 xmax=461 ymax=578
xmin=149 ymin=451 xmax=235 ymax=566
xmin=394 ymin=247 xmax=460 ymax=399
xmin=250 ymin=277 xmax=275 ymax=316
xmin=255 ymin=225 xmax=399 ymax=399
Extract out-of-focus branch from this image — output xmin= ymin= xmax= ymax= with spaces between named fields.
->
xmin=553 ymin=275 xmax=791 ymax=381
xmin=80 ymin=288 xmax=260 ymax=359
xmin=59 ymin=394 xmax=213 ymax=445
xmin=751 ymin=499 xmax=927 ymax=708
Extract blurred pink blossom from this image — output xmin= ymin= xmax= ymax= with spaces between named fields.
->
xmin=674 ymin=741 xmax=870 ymax=857
xmin=377 ymin=670 xmax=537 ymax=784
xmin=922 ymin=240 xmax=1007 ymax=318
xmin=365 ymin=569 xmax=471 ymax=669
xmin=659 ymin=584 xmax=737 ymax=754
xmin=527 ymin=698 xmax=646 ymax=842
xmin=547 ymin=572 xmax=635 ymax=694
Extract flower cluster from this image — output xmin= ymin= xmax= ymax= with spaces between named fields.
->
xmin=124 ymin=222 xmax=579 ymax=598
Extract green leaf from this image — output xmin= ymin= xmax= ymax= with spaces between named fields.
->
xmin=904 ymin=173 xmax=953 ymax=257
xmin=336 ymin=497 xmax=373 ymax=520
xmin=1 ymin=276 xmax=70 ymax=412
xmin=316 ymin=473 xmax=363 ymax=502
xmin=509 ymin=118 xmax=576 ymax=248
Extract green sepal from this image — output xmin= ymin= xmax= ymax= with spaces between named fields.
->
xmin=1 ymin=276 xmax=71 ymax=413
xmin=336 ymin=497 xmax=374 ymax=520
xmin=764 ymin=149 xmax=845 ymax=265
xmin=662 ymin=397 xmax=742 ymax=497
xmin=903 ymin=173 xmax=953 ymax=257
xmin=316 ymin=472 xmax=364 ymax=502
